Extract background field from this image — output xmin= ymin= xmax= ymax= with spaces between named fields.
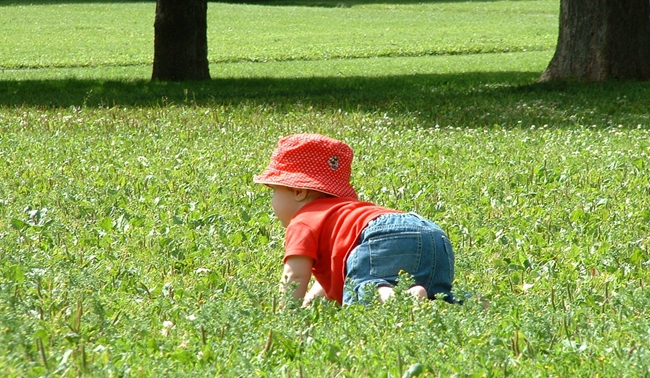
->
xmin=1 ymin=1 xmax=650 ymax=377
xmin=0 ymin=1 xmax=556 ymax=69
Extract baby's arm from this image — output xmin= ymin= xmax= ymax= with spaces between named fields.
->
xmin=281 ymin=256 xmax=313 ymax=300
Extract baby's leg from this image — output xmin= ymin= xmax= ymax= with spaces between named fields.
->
xmin=407 ymin=285 xmax=427 ymax=299
xmin=378 ymin=285 xmax=428 ymax=302
xmin=378 ymin=286 xmax=395 ymax=302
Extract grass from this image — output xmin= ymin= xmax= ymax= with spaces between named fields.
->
xmin=0 ymin=0 xmax=557 ymax=69
xmin=2 ymin=51 xmax=649 ymax=129
xmin=1 ymin=0 xmax=650 ymax=377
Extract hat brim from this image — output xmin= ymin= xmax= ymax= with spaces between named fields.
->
xmin=254 ymin=170 xmax=357 ymax=199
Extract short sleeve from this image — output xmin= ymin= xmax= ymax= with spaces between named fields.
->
xmin=283 ymin=221 xmax=319 ymax=263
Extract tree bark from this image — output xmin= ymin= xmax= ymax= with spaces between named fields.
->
xmin=152 ymin=0 xmax=210 ymax=81
xmin=540 ymin=0 xmax=650 ymax=81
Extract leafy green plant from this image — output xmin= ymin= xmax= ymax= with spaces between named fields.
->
xmin=2 ymin=105 xmax=648 ymax=377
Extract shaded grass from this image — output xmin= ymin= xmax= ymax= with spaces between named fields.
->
xmin=2 ymin=52 xmax=649 ymax=129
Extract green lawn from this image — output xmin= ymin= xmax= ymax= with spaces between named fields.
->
xmin=0 ymin=1 xmax=557 ymax=69
xmin=1 ymin=1 xmax=650 ymax=377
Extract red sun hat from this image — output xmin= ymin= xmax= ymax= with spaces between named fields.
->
xmin=254 ymin=133 xmax=358 ymax=199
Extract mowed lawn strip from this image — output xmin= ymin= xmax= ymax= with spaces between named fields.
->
xmin=0 ymin=0 xmax=558 ymax=69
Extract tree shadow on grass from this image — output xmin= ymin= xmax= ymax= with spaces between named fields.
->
xmin=1 ymin=73 xmax=648 ymax=127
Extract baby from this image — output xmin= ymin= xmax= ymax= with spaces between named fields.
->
xmin=254 ymin=133 xmax=455 ymax=306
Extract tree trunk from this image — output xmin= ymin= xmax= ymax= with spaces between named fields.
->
xmin=152 ymin=0 xmax=210 ymax=81
xmin=540 ymin=0 xmax=650 ymax=81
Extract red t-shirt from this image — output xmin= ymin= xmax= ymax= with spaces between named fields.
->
xmin=283 ymin=197 xmax=400 ymax=304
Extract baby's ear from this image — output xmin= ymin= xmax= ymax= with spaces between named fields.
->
xmin=293 ymin=188 xmax=309 ymax=201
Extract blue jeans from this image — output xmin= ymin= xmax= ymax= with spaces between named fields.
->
xmin=343 ymin=213 xmax=455 ymax=304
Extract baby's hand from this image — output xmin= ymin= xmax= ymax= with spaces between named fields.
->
xmin=302 ymin=293 xmax=317 ymax=307
xmin=302 ymin=281 xmax=326 ymax=307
